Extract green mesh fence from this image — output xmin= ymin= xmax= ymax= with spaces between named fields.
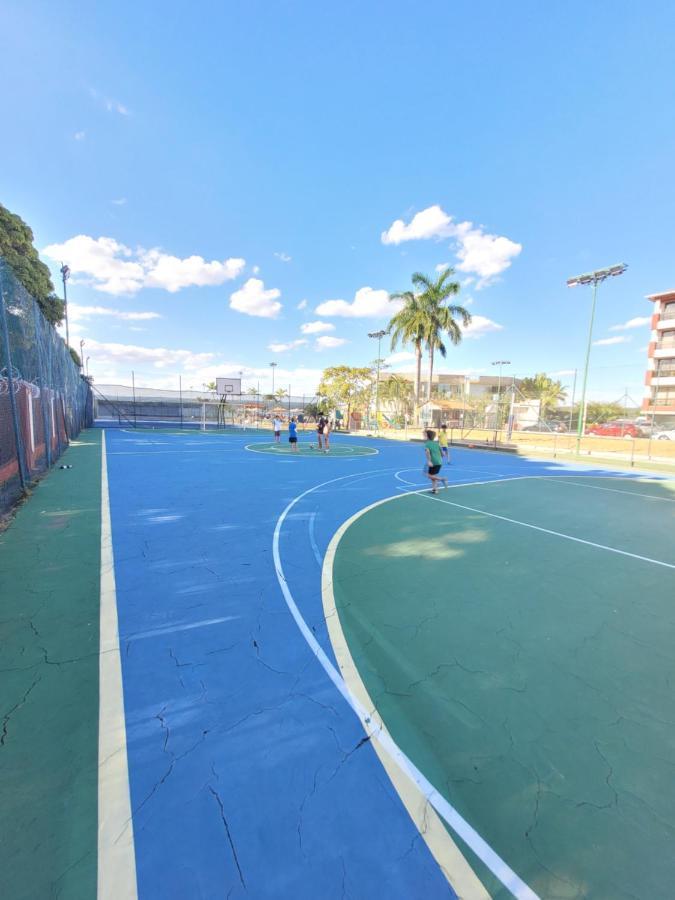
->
xmin=0 ymin=259 xmax=93 ymax=518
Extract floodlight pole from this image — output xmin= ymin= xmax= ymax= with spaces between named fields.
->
xmin=567 ymin=264 xmax=627 ymax=455
xmin=368 ymin=330 xmax=386 ymax=430
xmin=270 ymin=361 xmax=277 ymax=396
xmin=60 ymin=263 xmax=71 ymax=349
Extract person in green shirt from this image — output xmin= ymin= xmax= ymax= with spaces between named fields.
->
xmin=423 ymin=429 xmax=448 ymax=494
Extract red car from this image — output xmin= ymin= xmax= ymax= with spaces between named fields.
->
xmin=586 ymin=420 xmax=642 ymax=438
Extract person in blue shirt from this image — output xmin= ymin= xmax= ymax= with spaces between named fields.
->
xmin=288 ymin=417 xmax=299 ymax=452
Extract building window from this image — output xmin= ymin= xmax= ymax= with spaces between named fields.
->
xmin=662 ymin=302 xmax=675 ymax=321
xmin=653 ymin=389 xmax=675 ymax=404
xmin=656 ymin=360 xmax=675 ymax=377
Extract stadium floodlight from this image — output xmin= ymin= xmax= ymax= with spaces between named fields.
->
xmin=567 ymin=263 xmax=628 ymax=453
xmin=60 ymin=263 xmax=71 ymax=348
xmin=269 ymin=361 xmax=278 ymax=395
xmin=368 ymin=330 xmax=387 ymax=429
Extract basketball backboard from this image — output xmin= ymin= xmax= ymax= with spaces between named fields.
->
xmin=216 ymin=377 xmax=241 ymax=396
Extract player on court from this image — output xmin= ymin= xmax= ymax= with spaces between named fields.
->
xmin=424 ymin=429 xmax=447 ymax=494
xmin=438 ymin=424 xmax=450 ymax=463
xmin=273 ymin=416 xmax=282 ymax=443
xmin=288 ymin=417 xmax=299 ymax=452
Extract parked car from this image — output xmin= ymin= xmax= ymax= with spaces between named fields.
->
xmin=586 ymin=420 xmax=642 ymax=438
xmin=653 ymin=428 xmax=675 ymax=441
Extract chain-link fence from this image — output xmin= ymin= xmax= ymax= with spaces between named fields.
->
xmin=93 ymin=383 xmax=323 ymax=431
xmin=0 ymin=260 xmax=93 ymax=518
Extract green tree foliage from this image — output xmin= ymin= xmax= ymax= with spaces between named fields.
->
xmin=379 ymin=374 xmax=414 ymax=421
xmin=387 ymin=291 xmax=427 ymax=407
xmin=519 ymin=373 xmax=567 ymax=415
xmin=317 ymin=366 xmax=373 ymax=425
xmin=0 ymin=203 xmax=64 ymax=325
xmin=584 ymin=401 xmax=625 ymax=424
xmin=411 ymin=269 xmax=471 ymax=401
xmin=69 ymin=347 xmax=82 ymax=368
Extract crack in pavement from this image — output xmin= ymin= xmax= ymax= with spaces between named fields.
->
xmin=208 ymin=786 xmax=246 ymax=890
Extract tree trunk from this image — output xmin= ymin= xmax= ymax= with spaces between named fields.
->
xmin=427 ymin=341 xmax=435 ymax=402
xmin=414 ymin=343 xmax=422 ymax=413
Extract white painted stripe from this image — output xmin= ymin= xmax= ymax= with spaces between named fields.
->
xmin=98 ymin=432 xmax=138 ymax=900
xmin=273 ymin=470 xmax=539 ymax=900
xmin=322 ymin=508 xmax=491 ymax=900
xmin=537 ymin=475 xmax=675 ymax=503
xmin=418 ymin=492 xmax=675 ymax=570
xmin=308 ymin=512 xmax=323 ymax=568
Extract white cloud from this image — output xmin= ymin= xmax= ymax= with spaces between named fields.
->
xmin=112 ymin=198 xmax=127 ymax=206
xmin=315 ymin=336 xmax=348 ymax=350
xmin=252 ymin=265 xmax=260 ymax=275
xmin=42 ymin=235 xmax=245 ymax=295
xmin=229 ymin=278 xmax=282 ymax=318
xmin=381 ymin=205 xmax=521 ymax=287
xmin=297 ymin=299 xmax=308 ymax=310
xmin=609 ymin=316 xmax=651 ymax=331
xmin=106 ymin=99 xmax=129 ymax=115
xmin=435 ymin=262 xmax=450 ymax=273
xmin=267 ymin=339 xmax=308 ymax=353
xmin=142 ymin=250 xmax=245 ymax=292
xmin=452 ymin=221 xmax=521 ymax=287
xmin=74 ymin=131 xmax=85 ymax=141
xmin=462 ymin=295 xmax=474 ymax=306
xmin=274 ymin=252 xmax=292 ymax=263
xmin=300 ymin=321 xmax=335 ymax=334
xmin=593 ymin=335 xmax=631 ymax=346
xmin=551 ymin=369 xmax=577 ymax=377
xmin=69 ymin=304 xmax=161 ymax=322
xmin=382 ymin=205 xmax=454 ymax=244
xmin=385 ymin=351 xmax=416 ymax=365
xmin=316 ymin=286 xmax=400 ymax=318
xmin=462 ymin=315 xmax=503 ymax=339
xmin=81 ymin=338 xmax=215 ymax=371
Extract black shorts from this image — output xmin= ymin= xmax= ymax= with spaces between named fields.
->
xmin=274 ymin=431 xmax=281 ymax=437
xmin=428 ymin=464 xmax=441 ymax=475
xmin=289 ymin=436 xmax=297 ymax=443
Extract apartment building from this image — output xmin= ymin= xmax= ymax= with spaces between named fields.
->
xmin=643 ymin=290 xmax=675 ymax=423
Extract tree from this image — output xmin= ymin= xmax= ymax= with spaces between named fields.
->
xmin=69 ymin=347 xmax=82 ymax=368
xmin=0 ymin=203 xmax=64 ymax=325
xmin=411 ymin=269 xmax=471 ymax=402
xmin=585 ymin=402 xmax=624 ymax=424
xmin=317 ymin=366 xmax=373 ymax=427
xmin=387 ymin=291 xmax=426 ymax=408
xmin=379 ymin=374 xmax=414 ymax=421
xmin=204 ymin=381 xmax=217 ymax=391
xmin=275 ymin=387 xmax=288 ymax=403
xmin=519 ymin=373 xmax=567 ymax=416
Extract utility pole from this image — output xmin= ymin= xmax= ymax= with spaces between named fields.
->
xmin=368 ymin=329 xmax=386 ymax=430
xmin=60 ymin=263 xmax=71 ymax=349
xmin=567 ymin=264 xmax=628 ymax=454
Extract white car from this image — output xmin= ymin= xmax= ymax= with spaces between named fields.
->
xmin=654 ymin=428 xmax=675 ymax=440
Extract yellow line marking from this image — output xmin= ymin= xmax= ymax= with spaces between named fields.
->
xmin=322 ymin=500 xmax=490 ymax=900
xmin=98 ymin=432 xmax=138 ymax=899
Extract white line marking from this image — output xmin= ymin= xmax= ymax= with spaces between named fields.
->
xmin=126 ymin=616 xmax=237 ymax=641
xmin=273 ymin=470 xmax=539 ymax=900
xmin=308 ymin=512 xmax=323 ymax=568
xmin=418 ymin=493 xmax=675 ymax=570
xmin=98 ymin=432 xmax=138 ymax=899
xmin=538 ymin=476 xmax=675 ymax=503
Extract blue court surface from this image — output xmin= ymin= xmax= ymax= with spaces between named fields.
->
xmin=102 ymin=428 xmax=675 ymax=899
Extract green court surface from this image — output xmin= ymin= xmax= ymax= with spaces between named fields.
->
xmin=0 ymin=432 xmax=102 ymax=900
xmin=245 ymin=441 xmax=378 ymax=457
xmin=330 ymin=476 xmax=675 ymax=899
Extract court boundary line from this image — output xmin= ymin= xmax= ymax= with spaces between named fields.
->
xmin=417 ymin=490 xmax=675 ymax=570
xmin=246 ymin=441 xmax=379 ymax=457
xmin=273 ymin=470 xmax=539 ymax=900
xmin=536 ymin=475 xmax=675 ymax=503
xmin=98 ymin=432 xmax=138 ymax=899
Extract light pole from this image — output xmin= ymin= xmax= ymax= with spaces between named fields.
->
xmin=368 ymin=329 xmax=386 ymax=430
xmin=60 ymin=263 xmax=71 ymax=348
xmin=269 ymin=361 xmax=277 ymax=396
xmin=491 ymin=360 xmax=511 ymax=430
xmin=567 ymin=264 xmax=627 ymax=453
xmin=79 ymin=339 xmax=85 ymax=372
xmin=86 ymin=356 xmax=90 ymax=377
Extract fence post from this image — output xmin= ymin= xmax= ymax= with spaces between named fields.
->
xmin=0 ymin=272 xmax=29 ymax=492
xmin=33 ymin=300 xmax=52 ymax=469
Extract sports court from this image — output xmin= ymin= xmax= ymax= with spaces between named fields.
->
xmin=2 ymin=426 xmax=674 ymax=899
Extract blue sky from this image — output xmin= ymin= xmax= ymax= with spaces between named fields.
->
xmin=3 ymin=0 xmax=675 ymax=401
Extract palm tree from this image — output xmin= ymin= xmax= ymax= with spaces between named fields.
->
xmin=387 ymin=291 xmax=427 ymax=408
xmin=411 ymin=269 xmax=471 ymax=401
xmin=519 ymin=373 xmax=567 ymax=416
